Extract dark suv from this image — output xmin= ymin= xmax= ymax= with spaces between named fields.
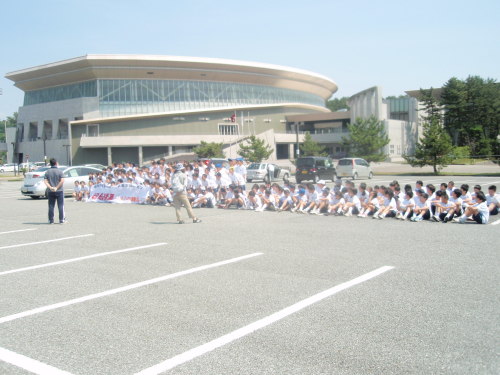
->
xmin=295 ymin=157 xmax=336 ymax=183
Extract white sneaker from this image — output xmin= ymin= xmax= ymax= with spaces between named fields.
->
xmin=345 ymin=212 xmax=352 ymax=217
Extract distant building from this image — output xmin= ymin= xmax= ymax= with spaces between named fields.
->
xmin=4 ymin=55 xmax=423 ymax=165
xmin=5 ymin=55 xmax=337 ymax=165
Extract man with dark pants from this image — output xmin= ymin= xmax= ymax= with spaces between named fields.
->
xmin=44 ymin=158 xmax=65 ymax=224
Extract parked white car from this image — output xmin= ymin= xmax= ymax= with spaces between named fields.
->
xmin=0 ymin=163 xmax=19 ymax=173
xmin=246 ymin=163 xmax=290 ymax=183
xmin=336 ymin=158 xmax=373 ymax=180
xmin=20 ymin=165 xmax=101 ymax=199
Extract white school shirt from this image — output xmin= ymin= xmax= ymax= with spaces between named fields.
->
xmin=357 ymin=191 xmax=368 ymax=204
xmin=446 ymin=188 xmax=455 ymax=197
xmin=399 ymin=198 xmax=414 ymax=211
xmin=486 ymin=193 xmax=500 ymax=206
xmin=414 ymin=198 xmax=428 ymax=208
xmin=474 ymin=201 xmax=489 ymax=223
xmin=438 ymin=201 xmax=455 ymax=213
xmin=350 ymin=195 xmax=362 ymax=209
xmin=307 ymin=191 xmax=318 ymax=203
xmin=329 ymin=196 xmax=344 ymax=205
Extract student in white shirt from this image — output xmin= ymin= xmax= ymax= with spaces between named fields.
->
xmin=329 ymin=191 xmax=345 ymax=215
xmin=456 ymin=191 xmax=489 ymax=224
xmin=291 ymin=188 xmax=308 ymax=213
xmin=342 ymin=188 xmax=362 ymax=216
xmin=411 ymin=193 xmax=431 ymax=222
xmin=277 ymin=188 xmax=294 ymax=212
xmin=374 ymin=189 xmax=397 ymax=219
xmin=446 ymin=181 xmax=455 ymax=198
xmin=311 ymin=188 xmax=330 ymax=215
xmin=358 ymin=190 xmax=379 ymax=218
xmin=246 ymin=190 xmax=262 ymax=210
xmin=486 ymin=185 xmax=499 ymax=215
xmin=73 ymin=181 xmax=81 ymax=201
xmin=432 ymin=193 xmax=455 ymax=222
xmin=396 ymin=190 xmax=415 ymax=220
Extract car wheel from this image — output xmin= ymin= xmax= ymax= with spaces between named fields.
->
xmin=247 ymin=179 xmax=252 ymax=183
xmin=283 ymin=173 xmax=289 ymax=181
xmin=352 ymin=172 xmax=358 ymax=180
xmin=313 ymin=174 xmax=319 ymax=183
xmin=296 ymin=178 xmax=302 ymax=184
xmin=0 ymin=169 xmax=4 ymax=173
xmin=331 ymin=173 xmax=336 ymax=182
xmin=30 ymin=196 xmax=40 ymax=199
xmin=368 ymin=172 xmax=373 ymax=179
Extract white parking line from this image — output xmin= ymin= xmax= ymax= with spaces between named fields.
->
xmin=0 ymin=346 xmax=74 ymax=375
xmin=0 ymin=234 xmax=94 ymax=250
xmin=0 ymin=252 xmax=263 ymax=325
xmin=0 ymin=228 xmax=37 ymax=235
xmin=135 ymin=265 xmax=394 ymax=375
xmin=0 ymin=243 xmax=167 ymax=276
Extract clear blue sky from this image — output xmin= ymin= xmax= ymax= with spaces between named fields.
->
xmin=1 ymin=0 xmax=498 ymax=119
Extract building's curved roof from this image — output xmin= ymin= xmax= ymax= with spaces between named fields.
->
xmin=6 ymin=54 xmax=338 ymax=100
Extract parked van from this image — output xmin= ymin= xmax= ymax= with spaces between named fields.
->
xmin=336 ymin=158 xmax=373 ymax=180
xmin=295 ymin=156 xmax=336 ymax=183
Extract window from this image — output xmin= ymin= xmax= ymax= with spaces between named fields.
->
xmin=218 ymin=124 xmax=238 ymax=135
xmin=390 ymin=145 xmax=395 ymax=154
xmin=64 ymin=168 xmax=79 ymax=178
xmin=315 ymin=159 xmax=325 ymax=167
xmin=87 ymin=124 xmax=99 ymax=137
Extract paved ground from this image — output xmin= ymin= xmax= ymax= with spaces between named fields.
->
xmin=0 ymin=178 xmax=499 ymax=375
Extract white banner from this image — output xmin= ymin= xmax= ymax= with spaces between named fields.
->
xmin=88 ymin=184 xmax=149 ymax=204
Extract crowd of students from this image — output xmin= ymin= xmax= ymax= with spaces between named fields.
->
xmin=73 ymin=159 xmax=500 ymax=225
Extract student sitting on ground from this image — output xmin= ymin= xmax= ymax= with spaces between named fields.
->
xmin=358 ymin=190 xmax=379 ymax=218
xmin=246 ymin=190 xmax=262 ymax=210
xmin=486 ymin=185 xmax=499 ymax=215
xmin=73 ymin=181 xmax=81 ymax=201
xmin=396 ymin=190 xmax=415 ymax=220
xmin=432 ymin=192 xmax=456 ymax=223
xmin=256 ymin=189 xmax=277 ymax=212
xmin=329 ymin=191 xmax=346 ymax=215
xmin=455 ymin=191 xmax=490 ymax=224
xmin=291 ymin=188 xmax=308 ymax=213
xmin=342 ymin=188 xmax=361 ymax=216
xmin=277 ymin=188 xmax=294 ymax=212
xmin=373 ymin=189 xmax=397 ymax=219
xmin=311 ymin=188 xmax=330 ymax=215
xmin=411 ymin=193 xmax=431 ymax=222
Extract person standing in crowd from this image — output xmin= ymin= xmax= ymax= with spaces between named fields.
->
xmin=171 ymin=163 xmax=202 ymax=224
xmin=44 ymin=158 xmax=65 ymax=224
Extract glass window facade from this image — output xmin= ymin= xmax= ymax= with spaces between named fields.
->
xmin=387 ymin=97 xmax=410 ymax=121
xmin=98 ymin=79 xmax=325 ymax=117
xmin=24 ymin=81 xmax=97 ymax=105
xmin=22 ymin=78 xmax=326 ymax=117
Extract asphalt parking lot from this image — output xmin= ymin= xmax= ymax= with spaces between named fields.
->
xmin=0 ymin=176 xmax=499 ymax=375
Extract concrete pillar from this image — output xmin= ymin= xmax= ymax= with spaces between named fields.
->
xmin=288 ymin=143 xmax=294 ymax=159
xmin=138 ymin=146 xmax=143 ymax=166
xmin=107 ymin=147 xmax=112 ymax=166
xmin=168 ymin=146 xmax=173 ymax=156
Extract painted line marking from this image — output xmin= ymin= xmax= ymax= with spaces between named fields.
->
xmin=0 ymin=228 xmax=37 ymax=235
xmin=0 ymin=346 xmax=74 ymax=375
xmin=0 ymin=252 xmax=263 ymax=325
xmin=134 ymin=265 xmax=394 ymax=375
xmin=0 ymin=243 xmax=167 ymax=276
xmin=490 ymin=218 xmax=500 ymax=226
xmin=0 ymin=234 xmax=94 ymax=250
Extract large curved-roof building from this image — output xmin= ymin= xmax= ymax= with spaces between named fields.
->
xmin=6 ymin=55 xmax=339 ymax=165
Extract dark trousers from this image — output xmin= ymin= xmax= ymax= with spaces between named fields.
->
xmin=48 ymin=191 xmax=65 ymax=223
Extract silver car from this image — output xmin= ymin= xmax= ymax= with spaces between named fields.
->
xmin=246 ymin=163 xmax=290 ymax=183
xmin=336 ymin=158 xmax=373 ymax=180
xmin=21 ymin=165 xmax=101 ymax=199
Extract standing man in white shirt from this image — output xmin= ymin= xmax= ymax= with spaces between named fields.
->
xmin=171 ymin=163 xmax=202 ymax=224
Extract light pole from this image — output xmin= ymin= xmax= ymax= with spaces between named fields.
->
xmin=63 ymin=144 xmax=71 ymax=166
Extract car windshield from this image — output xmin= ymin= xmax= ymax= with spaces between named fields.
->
xmin=338 ymin=159 xmax=352 ymax=166
xmin=296 ymin=158 xmax=314 ymax=167
xmin=248 ymin=163 xmax=261 ymax=170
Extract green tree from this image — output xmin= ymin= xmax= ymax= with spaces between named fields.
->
xmin=441 ymin=76 xmax=500 ymax=156
xmin=404 ymin=89 xmax=453 ymax=174
xmin=404 ymin=119 xmax=454 ymax=174
xmin=193 ymin=141 xmax=224 ymax=159
xmin=341 ymin=116 xmax=389 ymax=162
xmin=0 ymin=112 xmax=17 ymax=142
xmin=326 ymin=97 xmax=350 ymax=112
xmin=299 ymin=132 xmax=327 ymax=157
xmin=238 ymin=136 xmax=273 ymax=162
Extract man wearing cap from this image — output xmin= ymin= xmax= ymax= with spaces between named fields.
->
xmin=171 ymin=163 xmax=201 ymax=224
